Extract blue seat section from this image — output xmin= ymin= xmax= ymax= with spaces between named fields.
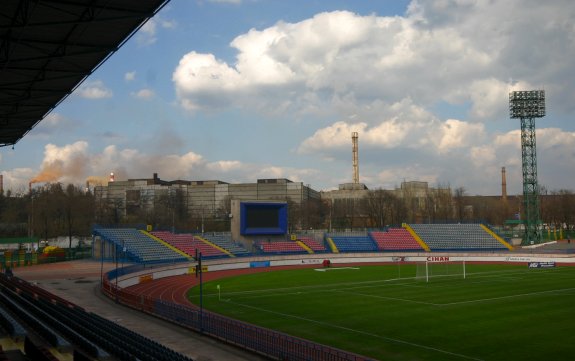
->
xmin=408 ymin=223 xmax=508 ymax=251
xmin=95 ymin=228 xmax=188 ymax=263
xmin=327 ymin=232 xmax=378 ymax=252
xmin=201 ymin=233 xmax=250 ymax=256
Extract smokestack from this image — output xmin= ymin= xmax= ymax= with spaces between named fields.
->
xmin=352 ymin=132 xmax=359 ymax=184
xmin=0 ymin=174 xmax=3 ymax=194
xmin=29 ymin=181 xmax=32 ymax=195
xmin=109 ymin=172 xmax=115 ymax=183
xmin=501 ymin=167 xmax=507 ymax=201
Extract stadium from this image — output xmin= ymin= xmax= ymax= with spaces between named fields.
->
xmin=1 ymin=1 xmax=575 ymax=361
xmin=1 ymin=211 xmax=574 ymax=361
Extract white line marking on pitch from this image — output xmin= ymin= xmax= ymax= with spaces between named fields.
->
xmin=334 ymin=289 xmax=438 ymax=306
xmin=438 ymin=287 xmax=575 ymax=306
xmin=314 ymin=267 xmax=360 ymax=272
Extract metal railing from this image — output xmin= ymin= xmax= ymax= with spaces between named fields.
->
xmin=101 ymin=274 xmax=372 ymax=361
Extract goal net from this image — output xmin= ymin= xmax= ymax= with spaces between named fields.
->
xmin=415 ymin=260 xmax=466 ymax=282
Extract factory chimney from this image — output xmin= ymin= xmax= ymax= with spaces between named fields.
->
xmin=352 ymin=132 xmax=359 ymax=184
xmin=0 ymin=174 xmax=3 ymax=194
xmin=501 ymin=167 xmax=507 ymax=202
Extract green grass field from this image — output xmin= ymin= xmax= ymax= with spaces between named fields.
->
xmin=188 ymin=263 xmax=575 ymax=361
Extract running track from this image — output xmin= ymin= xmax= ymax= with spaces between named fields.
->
xmin=125 ymin=264 xmax=325 ymax=306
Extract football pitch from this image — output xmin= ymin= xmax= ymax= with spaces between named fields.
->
xmin=188 ymin=263 xmax=575 ymax=361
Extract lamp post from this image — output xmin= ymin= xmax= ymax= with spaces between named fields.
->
xmin=195 ymin=250 xmax=203 ymax=332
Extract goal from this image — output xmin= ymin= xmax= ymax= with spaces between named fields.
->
xmin=415 ymin=260 xmax=466 ymax=282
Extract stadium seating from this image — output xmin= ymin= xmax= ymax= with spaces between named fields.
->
xmin=408 ymin=223 xmax=508 ymax=251
xmin=0 ymin=274 xmax=193 ymax=361
xmin=297 ymin=236 xmax=327 ymax=252
xmin=257 ymin=241 xmax=307 ymax=254
xmin=151 ymin=231 xmax=227 ymax=258
xmin=371 ymin=228 xmax=423 ymax=251
xmin=327 ymin=234 xmax=378 ymax=252
xmin=94 ymin=228 xmax=188 ymax=263
xmin=199 ymin=233 xmax=250 ymax=256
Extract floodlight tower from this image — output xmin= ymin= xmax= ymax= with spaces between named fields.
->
xmin=509 ymin=90 xmax=545 ymax=245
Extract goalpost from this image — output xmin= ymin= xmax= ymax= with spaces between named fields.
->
xmin=415 ymin=260 xmax=466 ymax=282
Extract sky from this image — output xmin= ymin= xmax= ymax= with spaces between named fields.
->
xmin=1 ymin=0 xmax=575 ymax=196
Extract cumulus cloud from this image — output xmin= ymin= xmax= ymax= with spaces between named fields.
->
xmin=7 ymin=1 xmax=575 ymax=196
xmin=173 ymin=1 xmax=575 ymax=118
xmin=137 ymin=16 xmax=177 ymax=45
xmin=75 ymin=80 xmax=112 ymax=99
xmin=132 ymin=88 xmax=155 ymax=99
xmin=125 ymin=71 xmax=136 ymax=81
xmin=169 ymin=1 xmax=575 ymax=193
xmin=173 ymin=9 xmax=500 ymax=115
xmin=31 ymin=141 xmax=91 ymax=184
xmin=3 ymin=140 xmax=316 ymax=193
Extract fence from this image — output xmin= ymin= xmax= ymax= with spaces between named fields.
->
xmin=0 ymin=248 xmax=93 ymax=270
xmin=101 ymin=273 xmax=372 ymax=361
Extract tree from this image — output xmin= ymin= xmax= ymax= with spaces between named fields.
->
xmin=454 ymin=187 xmax=466 ymax=222
xmin=364 ymin=188 xmax=397 ymax=228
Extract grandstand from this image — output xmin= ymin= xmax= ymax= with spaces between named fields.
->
xmin=408 ymin=223 xmax=511 ymax=251
xmin=199 ymin=233 xmax=250 ymax=256
xmin=92 ymin=224 xmax=512 ymax=261
xmin=326 ymin=233 xmax=378 ymax=253
xmin=151 ymin=231 xmax=228 ymax=258
xmin=94 ymin=228 xmax=189 ymax=263
xmin=297 ymin=236 xmax=327 ymax=252
xmin=0 ymin=273 xmax=193 ymax=361
xmin=256 ymin=240 xmax=308 ymax=254
xmin=371 ymin=228 xmax=424 ymax=251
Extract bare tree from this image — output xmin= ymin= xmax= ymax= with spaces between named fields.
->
xmin=364 ymin=188 xmax=396 ymax=228
xmin=454 ymin=187 xmax=466 ymax=222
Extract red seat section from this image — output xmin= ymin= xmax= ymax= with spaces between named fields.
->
xmin=257 ymin=241 xmax=307 ymax=254
xmin=151 ymin=231 xmax=226 ymax=258
xmin=297 ymin=236 xmax=326 ymax=251
xmin=371 ymin=228 xmax=423 ymax=251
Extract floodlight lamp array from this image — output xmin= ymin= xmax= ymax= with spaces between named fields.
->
xmin=509 ymin=90 xmax=546 ymax=119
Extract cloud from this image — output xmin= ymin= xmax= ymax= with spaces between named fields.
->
xmin=6 ymin=1 xmax=575 ymax=196
xmin=1 ymin=168 xmax=36 ymax=194
xmin=132 ymin=88 xmax=155 ymax=100
xmin=173 ymin=3 xmax=575 ymax=119
xmin=31 ymin=141 xmax=91 ymax=184
xmin=125 ymin=71 xmax=136 ymax=81
xmin=29 ymin=113 xmax=80 ymax=138
xmin=2 ymin=138 xmax=324 ymax=194
xmin=137 ymin=16 xmax=177 ymax=45
xmin=172 ymin=9 xmax=496 ymax=114
xmin=206 ymin=160 xmax=243 ymax=172
xmin=75 ymin=80 xmax=112 ymax=99
xmin=435 ymin=119 xmax=485 ymax=154
xmin=169 ymin=1 xmax=575 ymax=194
xmin=208 ymin=0 xmax=242 ymax=4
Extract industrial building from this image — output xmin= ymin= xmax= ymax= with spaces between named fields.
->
xmin=93 ymin=173 xmax=321 ymax=224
